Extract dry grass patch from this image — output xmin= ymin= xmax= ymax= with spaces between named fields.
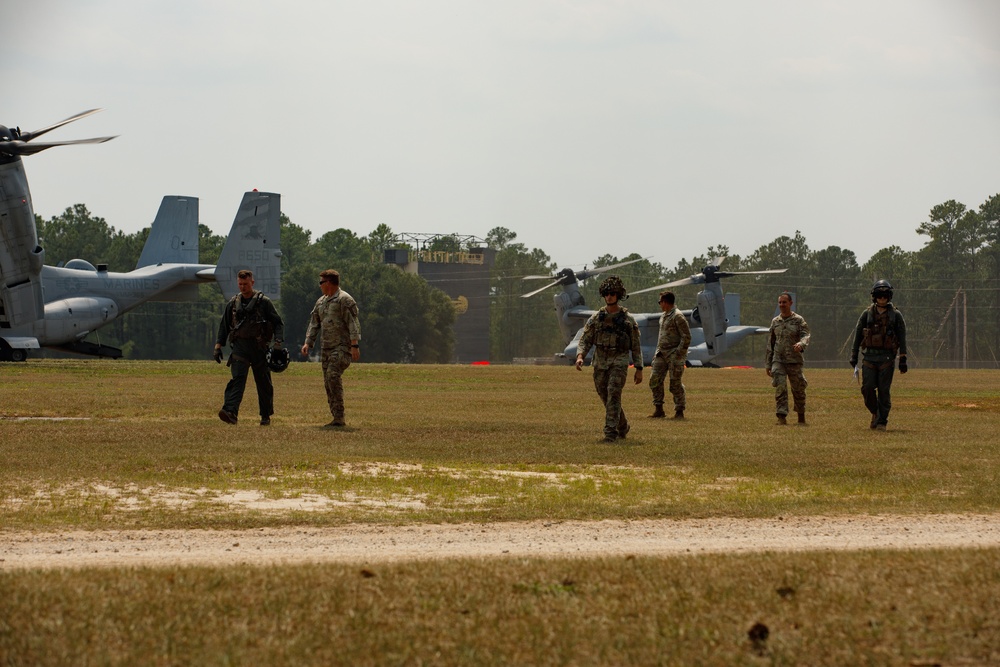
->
xmin=2 ymin=548 xmax=999 ymax=665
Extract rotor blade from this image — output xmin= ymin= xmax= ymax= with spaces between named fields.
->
xmin=716 ymin=269 xmax=787 ymax=277
xmin=709 ymin=255 xmax=726 ymax=267
xmin=521 ymin=274 xmax=556 ymax=281
xmin=577 ymin=257 xmax=646 ymax=280
xmin=20 ymin=109 xmax=104 ymax=142
xmin=3 ymin=136 xmax=117 ymax=156
xmin=520 ymin=279 xmax=562 ymax=298
xmin=630 ymin=276 xmax=701 ymax=295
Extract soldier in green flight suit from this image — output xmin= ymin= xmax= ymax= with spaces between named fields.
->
xmin=215 ymin=269 xmax=285 ymax=426
xmin=850 ymin=279 xmax=908 ymax=431
xmin=575 ymin=275 xmax=644 ymax=443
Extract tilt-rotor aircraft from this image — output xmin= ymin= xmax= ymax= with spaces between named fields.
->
xmin=0 ymin=109 xmax=281 ymax=361
xmin=521 ymin=257 xmax=786 ymax=367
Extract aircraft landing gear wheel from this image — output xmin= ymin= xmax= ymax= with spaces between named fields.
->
xmin=10 ymin=349 xmax=27 ymax=362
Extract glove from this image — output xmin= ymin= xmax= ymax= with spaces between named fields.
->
xmin=898 ymin=356 xmax=907 ymax=374
xmin=849 ymin=356 xmax=857 ymax=368
xmin=213 ymin=347 xmax=224 ymax=364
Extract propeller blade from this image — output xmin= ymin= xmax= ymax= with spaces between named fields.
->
xmin=630 ymin=276 xmax=701 ymax=295
xmin=577 ymin=257 xmax=646 ymax=280
xmin=520 ymin=279 xmax=562 ymax=298
xmin=717 ymin=269 xmax=787 ymax=277
xmin=4 ymin=136 xmax=117 ymax=156
xmin=19 ymin=109 xmax=104 ymax=142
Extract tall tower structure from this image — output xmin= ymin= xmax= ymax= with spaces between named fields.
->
xmin=384 ymin=234 xmax=496 ymax=363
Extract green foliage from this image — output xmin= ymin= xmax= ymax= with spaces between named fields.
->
xmin=487 ymin=228 xmax=562 ymax=361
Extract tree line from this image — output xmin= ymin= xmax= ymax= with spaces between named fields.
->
xmin=34 ymin=192 xmax=999 ymax=367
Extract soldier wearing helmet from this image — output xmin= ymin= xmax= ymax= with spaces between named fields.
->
xmin=850 ymin=279 xmax=908 ymax=431
xmin=575 ymin=275 xmax=644 ymax=442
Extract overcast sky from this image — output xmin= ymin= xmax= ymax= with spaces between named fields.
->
xmin=6 ymin=0 xmax=999 ymax=272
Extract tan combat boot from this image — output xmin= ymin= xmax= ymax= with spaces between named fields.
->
xmin=776 ymin=414 xmax=787 ymax=426
xmin=648 ymin=405 xmax=666 ymax=419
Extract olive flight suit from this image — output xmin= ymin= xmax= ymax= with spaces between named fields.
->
xmin=217 ymin=291 xmax=284 ymax=420
xmin=851 ymin=303 xmax=907 ymax=428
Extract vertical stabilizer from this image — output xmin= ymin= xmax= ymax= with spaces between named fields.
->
xmin=136 ymin=196 xmax=200 ymax=268
xmin=215 ymin=192 xmax=282 ymax=300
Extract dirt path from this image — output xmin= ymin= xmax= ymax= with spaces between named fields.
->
xmin=4 ymin=513 xmax=1000 ymax=570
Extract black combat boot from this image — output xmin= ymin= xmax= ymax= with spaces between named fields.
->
xmin=797 ymin=413 xmax=805 ymax=425
xmin=648 ymin=405 xmax=666 ymax=419
xmin=776 ymin=414 xmax=787 ymax=426
xmin=673 ymin=409 xmax=685 ymax=420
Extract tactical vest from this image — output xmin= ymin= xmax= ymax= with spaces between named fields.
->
xmin=228 ymin=292 xmax=274 ymax=348
xmin=862 ymin=305 xmax=899 ymax=351
xmin=595 ymin=310 xmax=633 ymax=354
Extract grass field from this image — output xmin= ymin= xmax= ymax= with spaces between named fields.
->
xmin=2 ymin=360 xmax=1000 ymax=664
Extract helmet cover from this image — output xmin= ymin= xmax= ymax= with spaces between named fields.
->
xmin=599 ymin=275 xmax=626 ymax=299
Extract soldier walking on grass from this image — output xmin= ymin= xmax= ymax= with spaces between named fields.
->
xmin=648 ymin=290 xmax=691 ymax=420
xmin=301 ymin=269 xmax=361 ymax=428
xmin=575 ymin=275 xmax=644 ymax=443
xmin=765 ymin=291 xmax=810 ymax=425
xmin=850 ymin=279 xmax=908 ymax=431
xmin=214 ymin=269 xmax=285 ymax=426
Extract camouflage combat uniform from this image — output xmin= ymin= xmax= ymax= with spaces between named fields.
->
xmin=217 ymin=291 xmax=284 ymax=420
xmin=851 ymin=304 xmax=906 ymax=427
xmin=577 ymin=306 xmax=644 ymax=440
xmin=304 ymin=288 xmax=361 ymax=424
xmin=648 ymin=305 xmax=691 ymax=412
xmin=765 ymin=311 xmax=810 ymax=418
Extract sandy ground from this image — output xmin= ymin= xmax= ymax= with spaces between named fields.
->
xmin=4 ymin=513 xmax=1000 ymax=570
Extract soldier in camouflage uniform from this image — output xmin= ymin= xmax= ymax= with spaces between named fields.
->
xmin=850 ymin=279 xmax=908 ymax=431
xmin=575 ymin=275 xmax=644 ymax=442
xmin=648 ymin=290 xmax=691 ymax=419
xmin=765 ymin=292 xmax=810 ymax=425
xmin=301 ymin=269 xmax=361 ymax=427
xmin=214 ymin=269 xmax=285 ymax=426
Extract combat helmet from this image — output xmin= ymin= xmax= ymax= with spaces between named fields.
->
xmin=599 ymin=275 xmax=627 ymax=300
xmin=266 ymin=346 xmax=290 ymax=373
xmin=870 ymin=279 xmax=893 ymax=302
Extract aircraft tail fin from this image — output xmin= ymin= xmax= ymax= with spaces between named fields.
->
xmin=136 ymin=196 xmax=200 ymax=268
xmin=725 ymin=292 xmax=741 ymax=326
xmin=215 ymin=192 xmax=282 ymax=300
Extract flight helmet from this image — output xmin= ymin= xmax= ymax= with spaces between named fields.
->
xmin=599 ymin=275 xmax=627 ymax=300
xmin=871 ymin=279 xmax=893 ymax=302
xmin=266 ymin=346 xmax=290 ymax=373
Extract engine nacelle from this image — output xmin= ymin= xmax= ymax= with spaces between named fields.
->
xmin=42 ymin=297 xmax=119 ymax=344
xmin=697 ymin=287 xmax=727 ymax=355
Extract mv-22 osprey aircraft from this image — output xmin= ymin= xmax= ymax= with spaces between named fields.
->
xmin=522 ymin=257 xmax=786 ymax=366
xmin=0 ymin=109 xmax=281 ymax=361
